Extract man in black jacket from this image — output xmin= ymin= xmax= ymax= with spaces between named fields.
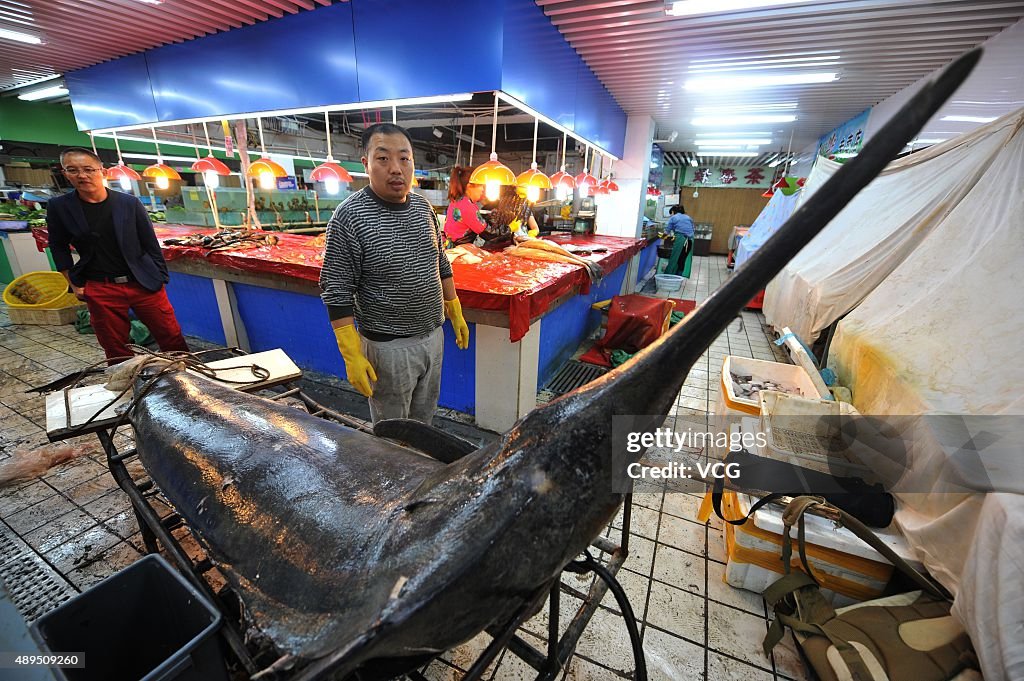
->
xmin=47 ymin=147 xmax=188 ymax=364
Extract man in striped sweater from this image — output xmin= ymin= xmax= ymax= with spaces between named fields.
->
xmin=320 ymin=123 xmax=470 ymax=425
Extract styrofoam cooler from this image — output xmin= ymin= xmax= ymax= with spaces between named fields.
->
xmin=717 ymin=356 xmax=824 ymax=418
xmin=714 ymin=490 xmax=920 ymax=606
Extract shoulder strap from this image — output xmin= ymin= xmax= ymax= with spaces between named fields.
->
xmin=711 ymin=474 xmax=787 ymax=525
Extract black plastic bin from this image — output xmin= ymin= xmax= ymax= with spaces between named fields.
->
xmin=31 ymin=555 xmax=227 ymax=681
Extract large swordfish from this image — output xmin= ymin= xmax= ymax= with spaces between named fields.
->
xmin=131 ymin=52 xmax=978 ymax=680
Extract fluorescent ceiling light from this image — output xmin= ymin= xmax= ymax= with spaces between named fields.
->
xmin=695 ymin=103 xmax=796 ymax=113
xmin=668 ymin=0 xmax=815 ymax=17
xmin=0 ymin=27 xmax=42 ymax=44
xmin=689 ymin=55 xmax=840 ymax=73
xmin=133 ymin=0 xmax=163 ymax=4
xmin=908 ymin=138 xmax=946 ymax=145
xmin=692 ymin=115 xmax=796 ymax=126
xmin=940 ymin=115 xmax=997 ymax=123
xmin=696 ymin=131 xmax=772 ymax=136
xmin=698 ymin=151 xmax=760 ymax=157
xmin=695 ymin=138 xmax=772 ymax=146
xmin=18 ymin=85 xmax=68 ymax=101
xmin=685 ymin=72 xmax=837 ymax=91
xmin=122 ymin=153 xmax=207 ymax=163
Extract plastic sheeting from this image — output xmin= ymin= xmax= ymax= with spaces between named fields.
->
xmin=763 ymin=111 xmax=1024 ymax=342
xmin=829 ymin=110 xmax=1024 ymax=680
xmin=733 ymin=190 xmax=803 ymax=269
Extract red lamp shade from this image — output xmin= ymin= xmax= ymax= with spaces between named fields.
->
xmin=191 ymin=155 xmax=230 ymax=176
xmin=762 ymin=187 xmax=775 ymax=198
xmin=143 ymin=163 xmax=181 ymax=182
xmin=591 ymin=180 xmax=609 ymax=195
xmin=574 ymin=170 xmax=597 ymax=196
xmin=106 ymin=162 xmax=141 ymax=182
xmin=549 ymin=169 xmax=576 ymax=190
xmin=797 ymin=177 xmax=806 ymax=187
xmin=309 ymin=161 xmax=353 ymax=184
xmin=248 ymin=158 xmax=288 ymax=178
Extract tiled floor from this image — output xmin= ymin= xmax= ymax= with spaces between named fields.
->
xmin=0 ymin=255 xmax=810 ymax=680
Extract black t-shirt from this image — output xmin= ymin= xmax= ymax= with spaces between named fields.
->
xmin=79 ymin=196 xmax=131 ymax=279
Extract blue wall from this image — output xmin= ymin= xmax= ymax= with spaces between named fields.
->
xmin=66 ymin=0 xmax=625 ymax=157
xmin=165 ymin=272 xmax=226 ymax=346
xmin=637 ymin=242 xmax=658 ymax=286
xmin=537 ymin=266 xmax=626 ymax=389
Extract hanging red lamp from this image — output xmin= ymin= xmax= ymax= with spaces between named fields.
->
xmin=310 ymin=111 xmax=354 ymax=195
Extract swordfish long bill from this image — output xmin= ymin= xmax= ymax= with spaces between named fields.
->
xmin=130 ymin=50 xmax=979 ymax=680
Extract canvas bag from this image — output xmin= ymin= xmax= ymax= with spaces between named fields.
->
xmin=761 ymin=496 xmax=978 ymax=681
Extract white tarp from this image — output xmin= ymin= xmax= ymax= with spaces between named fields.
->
xmin=734 ymin=189 xmax=803 ymax=269
xmin=829 ymin=111 xmax=1024 ymax=680
xmin=763 ymin=111 xmax=1024 ymax=342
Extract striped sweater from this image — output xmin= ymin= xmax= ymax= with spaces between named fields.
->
xmin=320 ymin=187 xmax=453 ymax=337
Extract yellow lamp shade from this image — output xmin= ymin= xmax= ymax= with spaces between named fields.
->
xmin=309 ymin=161 xmax=353 ymax=184
xmin=143 ymin=163 xmax=181 ymax=181
xmin=516 ymin=167 xmax=552 ymax=192
xmin=469 ymin=153 xmax=516 ymax=187
xmin=106 ymin=162 xmax=141 ymax=182
xmin=248 ymin=158 xmax=288 ymax=178
xmin=191 ymin=155 xmax=231 ymax=176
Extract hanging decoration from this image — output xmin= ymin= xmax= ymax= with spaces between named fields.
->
xmin=574 ymin=146 xmax=597 ymax=197
xmin=105 ymin=131 xmax=141 ymax=191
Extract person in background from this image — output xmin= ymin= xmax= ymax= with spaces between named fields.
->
xmin=320 ymin=123 xmax=470 ymax=425
xmin=47 ymin=147 xmax=189 ymax=365
xmin=480 ymin=184 xmax=540 ymax=246
xmin=664 ymin=204 xmax=695 ymax=276
xmin=443 ymin=166 xmax=487 ymax=246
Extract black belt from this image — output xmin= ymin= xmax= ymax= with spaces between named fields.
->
xmin=88 ymin=275 xmax=134 ymax=284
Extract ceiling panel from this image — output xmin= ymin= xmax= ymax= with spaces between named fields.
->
xmin=538 ymin=0 xmax=1024 ymax=163
xmin=0 ymin=0 xmax=334 ymax=92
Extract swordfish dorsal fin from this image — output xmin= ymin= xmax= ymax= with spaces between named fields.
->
xmin=512 ymin=48 xmax=983 ymax=451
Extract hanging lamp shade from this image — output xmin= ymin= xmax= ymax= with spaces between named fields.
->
xmin=603 ymin=178 xmax=619 ymax=192
xmin=106 ymin=162 xmax=141 ymax=182
xmin=549 ymin=168 xmax=576 ymax=190
xmin=516 ymin=162 xmax=552 ymax=203
xmin=309 ymin=160 xmax=353 ymax=184
xmin=248 ymin=157 xmax=288 ymax=178
xmin=574 ymin=170 xmax=597 ymax=196
xmin=191 ymin=155 xmax=230 ymax=176
xmin=470 ymin=153 xmax=516 ymax=186
xmin=143 ymin=163 xmax=181 ymax=181
xmin=761 ymin=187 xmax=775 ymax=198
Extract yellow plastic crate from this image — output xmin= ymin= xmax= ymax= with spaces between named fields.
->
xmin=3 ymin=271 xmax=79 ymax=310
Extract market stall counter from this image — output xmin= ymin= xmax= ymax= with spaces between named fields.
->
xmin=32 ymin=226 xmax=652 ymax=432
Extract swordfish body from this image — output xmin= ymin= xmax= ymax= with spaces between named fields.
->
xmin=130 ymin=52 xmax=978 ymax=680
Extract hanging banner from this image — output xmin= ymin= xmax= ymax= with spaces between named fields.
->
xmin=817 ymin=107 xmax=871 ymax=160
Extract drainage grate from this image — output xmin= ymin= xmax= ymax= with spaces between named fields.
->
xmin=544 ymin=360 xmax=608 ymax=396
xmin=0 ymin=523 xmax=77 ymax=623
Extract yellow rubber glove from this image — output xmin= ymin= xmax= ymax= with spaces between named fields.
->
xmin=333 ymin=324 xmax=377 ymax=397
xmin=508 ymin=218 xmax=522 ymax=233
xmin=444 ymin=298 xmax=470 ymax=350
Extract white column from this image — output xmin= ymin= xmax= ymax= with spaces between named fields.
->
xmin=474 ymin=321 xmax=541 ymax=433
xmin=595 ymin=115 xmax=655 ymax=239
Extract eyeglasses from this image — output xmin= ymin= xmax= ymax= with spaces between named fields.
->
xmin=63 ymin=167 xmax=103 ymax=176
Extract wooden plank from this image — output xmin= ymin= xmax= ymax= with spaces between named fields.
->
xmin=681 ymin=187 xmax=769 ymax=254
xmin=46 ymin=349 xmax=302 ymax=439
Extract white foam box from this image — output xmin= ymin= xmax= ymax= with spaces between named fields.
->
xmin=716 ymin=355 xmax=824 ymax=419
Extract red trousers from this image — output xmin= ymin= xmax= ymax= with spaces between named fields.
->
xmin=82 ymin=281 xmax=189 ymax=364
